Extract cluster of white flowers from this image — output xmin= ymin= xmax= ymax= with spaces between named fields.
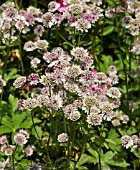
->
xmin=0 ymin=129 xmax=34 ymax=157
xmin=13 ymin=46 xmax=124 ymax=130
xmin=121 ymin=134 xmax=140 ymax=150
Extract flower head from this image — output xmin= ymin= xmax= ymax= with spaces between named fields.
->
xmin=57 ymin=133 xmax=69 ymax=142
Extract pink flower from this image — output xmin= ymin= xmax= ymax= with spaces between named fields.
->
xmin=57 ymin=0 xmax=66 ymax=12
xmin=91 ymin=69 xmax=97 ymax=75
xmin=103 ymin=87 xmax=108 ymax=92
xmin=90 ymin=85 xmax=95 ymax=92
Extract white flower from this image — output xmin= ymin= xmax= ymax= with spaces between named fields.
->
xmin=57 ymin=133 xmax=69 ymax=142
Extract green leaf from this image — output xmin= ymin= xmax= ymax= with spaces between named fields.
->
xmin=1 ymin=101 xmax=11 ymax=114
xmin=107 ymin=129 xmax=121 ymax=151
xmin=0 ymin=46 xmax=6 ymax=50
xmin=0 ymin=125 xmax=13 ymax=135
xmin=4 ymin=69 xmax=19 ymax=82
xmin=103 ymin=26 xmax=114 ymax=36
xmin=109 ymin=159 xmax=130 ymax=167
xmin=31 ymin=126 xmax=42 ymax=139
xmin=12 ymin=111 xmax=27 ymax=130
xmin=77 ymin=153 xmax=97 ymax=167
xmin=87 ymin=147 xmax=99 ymax=162
xmin=8 ymin=94 xmax=18 ymax=114
xmin=102 ymin=151 xmax=115 ymax=162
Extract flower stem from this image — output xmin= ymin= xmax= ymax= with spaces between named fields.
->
xmin=18 ymin=31 xmax=24 ymax=75
xmin=56 ymin=29 xmax=74 ymax=48
xmin=31 ymin=113 xmax=53 ymax=169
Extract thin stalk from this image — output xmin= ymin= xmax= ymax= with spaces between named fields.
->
xmin=18 ymin=31 xmax=24 ymax=75
xmin=12 ymin=155 xmax=15 ymax=170
xmin=56 ymin=29 xmax=74 ymax=48
xmin=92 ymin=28 xmax=100 ymax=70
xmin=97 ymin=124 xmax=104 ymax=170
xmin=74 ymin=134 xmax=87 ymax=169
xmin=115 ymin=3 xmax=129 ymax=113
xmin=31 ymin=114 xmax=53 ymax=170
xmin=19 ymin=0 xmax=23 ymax=8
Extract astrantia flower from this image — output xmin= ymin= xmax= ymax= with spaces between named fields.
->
xmin=14 ymin=133 xmax=28 ymax=146
xmin=63 ymin=104 xmax=77 ymax=118
xmin=3 ymin=7 xmax=18 ymax=21
xmin=54 ymin=13 xmax=64 ymax=24
xmin=15 ymin=20 xmax=25 ymax=30
xmin=0 ymin=136 xmax=7 ymax=144
xmin=19 ymin=129 xmax=29 ymax=139
xmin=64 ymin=65 xmax=82 ymax=79
xmin=43 ymin=52 xmax=58 ymax=63
xmin=50 ymin=94 xmax=63 ymax=109
xmin=35 ymin=39 xmax=49 ymax=50
xmin=24 ymin=13 xmax=35 ymax=26
xmin=24 ymin=41 xmax=35 ymax=51
xmin=109 ymin=75 xmax=119 ymax=85
xmin=120 ymin=114 xmax=129 ymax=124
xmin=48 ymin=1 xmax=60 ymax=12
xmin=90 ymin=106 xmax=100 ymax=114
xmin=57 ymin=133 xmax=69 ymax=142
xmin=42 ymin=12 xmax=55 ymax=28
xmin=121 ymin=135 xmax=133 ymax=149
xmin=23 ymin=98 xmax=38 ymax=110
xmin=27 ymin=6 xmax=41 ymax=16
xmin=39 ymin=74 xmax=54 ymax=86
xmin=83 ymin=96 xmax=97 ymax=108
xmin=68 ymin=4 xmax=83 ymax=14
xmin=87 ymin=113 xmax=103 ymax=126
xmin=68 ymin=16 xmax=78 ymax=26
xmin=30 ymin=58 xmax=41 ymax=68
xmin=112 ymin=119 xmax=120 ymax=127
xmin=28 ymin=73 xmax=39 ymax=85
xmin=34 ymin=25 xmax=45 ymax=36
xmin=13 ymin=76 xmax=26 ymax=88
xmin=3 ymin=147 xmax=13 ymax=156
xmin=71 ymin=47 xmax=88 ymax=60
xmin=24 ymin=145 xmax=34 ymax=156
xmin=75 ymin=18 xmax=91 ymax=32
xmin=69 ymin=110 xmax=81 ymax=121
xmin=95 ymin=72 xmax=107 ymax=83
xmin=122 ymin=16 xmax=132 ymax=28
xmin=107 ymin=87 xmax=121 ymax=98
xmin=37 ymin=95 xmax=50 ymax=107
xmin=105 ymin=7 xmax=115 ymax=18
xmin=64 ymin=82 xmax=79 ymax=93
xmin=108 ymin=65 xmax=117 ymax=75
xmin=17 ymin=99 xmax=26 ymax=110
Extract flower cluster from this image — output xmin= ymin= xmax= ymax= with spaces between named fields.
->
xmin=0 ymin=129 xmax=34 ymax=157
xmin=13 ymin=46 xmax=125 ymax=128
xmin=0 ymin=0 xmax=104 ymax=46
xmin=121 ymin=134 xmax=140 ymax=150
xmin=111 ymin=110 xmax=129 ymax=127
xmin=0 ymin=2 xmax=45 ymax=45
xmin=121 ymin=0 xmax=140 ymax=36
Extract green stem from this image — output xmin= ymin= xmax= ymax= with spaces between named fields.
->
xmin=115 ymin=4 xmax=129 ymax=113
xmin=12 ymin=155 xmax=15 ymax=170
xmin=18 ymin=31 xmax=24 ymax=75
xmin=74 ymin=134 xmax=87 ymax=169
xmin=31 ymin=114 xmax=53 ymax=170
xmin=56 ymin=29 xmax=74 ymax=48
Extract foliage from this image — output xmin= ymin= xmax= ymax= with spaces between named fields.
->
xmin=0 ymin=0 xmax=140 ymax=169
